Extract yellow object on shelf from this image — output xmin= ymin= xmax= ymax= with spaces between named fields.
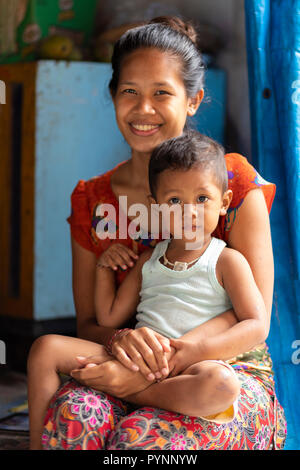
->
xmin=37 ymin=35 xmax=74 ymax=60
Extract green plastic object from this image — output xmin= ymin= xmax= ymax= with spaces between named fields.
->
xmin=0 ymin=0 xmax=98 ymax=64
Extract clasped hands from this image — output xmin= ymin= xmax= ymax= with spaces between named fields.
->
xmin=70 ymin=327 xmax=196 ymax=398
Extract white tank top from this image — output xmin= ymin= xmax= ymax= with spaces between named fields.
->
xmin=135 ymin=237 xmax=232 ymax=339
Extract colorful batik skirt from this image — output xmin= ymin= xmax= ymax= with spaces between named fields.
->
xmin=42 ymin=344 xmax=287 ymax=450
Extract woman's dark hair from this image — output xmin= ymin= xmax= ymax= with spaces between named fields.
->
xmin=148 ymin=130 xmax=228 ymax=199
xmin=109 ymin=16 xmax=205 ymax=98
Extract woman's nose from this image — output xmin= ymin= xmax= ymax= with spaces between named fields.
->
xmin=134 ymin=96 xmax=155 ymax=114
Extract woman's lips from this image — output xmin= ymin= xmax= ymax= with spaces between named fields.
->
xmin=130 ymin=123 xmax=161 ymax=136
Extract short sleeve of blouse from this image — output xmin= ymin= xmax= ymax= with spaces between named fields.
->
xmin=67 ymin=180 xmax=96 ymax=253
xmin=226 ymin=153 xmax=276 ymax=212
xmin=214 ymin=153 xmax=276 ymax=242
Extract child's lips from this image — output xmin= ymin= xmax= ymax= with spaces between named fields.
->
xmin=182 ymin=224 xmax=203 ymax=231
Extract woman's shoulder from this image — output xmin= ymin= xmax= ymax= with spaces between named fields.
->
xmin=224 ymin=152 xmax=276 ymax=212
xmin=224 ymin=152 xmax=256 ymax=179
xmin=67 ymin=160 xmax=130 ymax=258
xmin=70 ymin=160 xmax=127 ymax=206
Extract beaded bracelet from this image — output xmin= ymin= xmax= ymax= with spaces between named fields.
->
xmin=96 ymin=260 xmax=112 ymax=270
xmin=105 ymin=328 xmax=132 ymax=355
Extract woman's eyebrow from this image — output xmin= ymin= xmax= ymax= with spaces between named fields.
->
xmin=153 ymin=81 xmax=173 ymax=87
xmin=119 ymin=81 xmax=137 ymax=85
xmin=119 ymin=81 xmax=174 ymax=88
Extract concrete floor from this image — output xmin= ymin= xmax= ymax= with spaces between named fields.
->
xmin=0 ymin=367 xmax=29 ymax=450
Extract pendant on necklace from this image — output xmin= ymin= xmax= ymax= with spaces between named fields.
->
xmin=173 ymin=261 xmax=188 ymax=271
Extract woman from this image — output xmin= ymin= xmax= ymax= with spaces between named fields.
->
xmin=42 ymin=17 xmax=286 ymax=450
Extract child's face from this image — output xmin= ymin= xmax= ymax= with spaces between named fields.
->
xmin=112 ymin=48 xmax=203 ymax=156
xmin=151 ymin=166 xmax=232 ymax=245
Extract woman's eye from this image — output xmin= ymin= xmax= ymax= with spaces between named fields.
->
xmin=122 ymin=89 xmax=136 ymax=94
xmin=169 ymin=197 xmax=181 ymax=204
xmin=197 ymin=196 xmax=208 ymax=203
xmin=155 ymin=90 xmax=169 ymax=96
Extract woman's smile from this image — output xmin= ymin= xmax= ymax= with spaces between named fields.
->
xmin=130 ymin=122 xmax=162 ymax=136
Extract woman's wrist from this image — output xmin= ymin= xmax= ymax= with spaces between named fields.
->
xmin=105 ymin=328 xmax=132 ymax=355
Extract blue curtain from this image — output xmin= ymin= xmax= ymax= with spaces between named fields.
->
xmin=244 ymin=0 xmax=300 ymax=281
xmin=244 ymin=0 xmax=300 ymax=449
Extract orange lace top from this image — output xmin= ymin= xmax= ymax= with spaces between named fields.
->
xmin=67 ymin=153 xmax=276 ymax=286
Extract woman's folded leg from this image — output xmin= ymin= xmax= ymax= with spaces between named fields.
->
xmin=42 ymin=378 xmax=128 ymax=450
xmin=106 ymin=370 xmax=286 ymax=450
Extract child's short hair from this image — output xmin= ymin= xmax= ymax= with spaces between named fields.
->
xmin=149 ymin=130 xmax=228 ymax=199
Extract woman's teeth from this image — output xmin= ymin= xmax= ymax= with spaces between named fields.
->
xmin=131 ymin=124 xmax=159 ymax=131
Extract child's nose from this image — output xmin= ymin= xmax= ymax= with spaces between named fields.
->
xmin=183 ymin=204 xmax=204 ymax=226
xmin=184 ymin=203 xmax=199 ymax=217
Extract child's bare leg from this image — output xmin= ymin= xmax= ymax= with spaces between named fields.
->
xmin=27 ymin=334 xmax=110 ymax=450
xmin=124 ymin=360 xmax=240 ymax=418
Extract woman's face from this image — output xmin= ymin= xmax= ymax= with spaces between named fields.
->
xmin=112 ymin=48 xmax=202 ymax=156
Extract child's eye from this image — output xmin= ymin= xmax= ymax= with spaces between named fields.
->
xmin=197 ymin=196 xmax=208 ymax=203
xmin=169 ymin=197 xmax=181 ymax=204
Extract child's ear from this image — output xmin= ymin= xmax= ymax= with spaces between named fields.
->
xmin=220 ymin=190 xmax=233 ymax=216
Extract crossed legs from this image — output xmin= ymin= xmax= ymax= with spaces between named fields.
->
xmin=27 ymin=334 xmax=240 ymax=449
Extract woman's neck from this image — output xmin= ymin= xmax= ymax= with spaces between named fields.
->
xmin=127 ymin=149 xmax=151 ymax=192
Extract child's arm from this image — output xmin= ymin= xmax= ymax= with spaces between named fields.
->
xmin=95 ymin=248 xmax=152 ymax=328
xmin=168 ymin=248 xmax=268 ymax=375
xmin=211 ymin=247 xmax=269 ymax=354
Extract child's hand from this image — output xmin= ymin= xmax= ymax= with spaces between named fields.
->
xmin=97 ymin=243 xmax=139 ymax=271
xmin=112 ymin=327 xmax=172 ymax=382
xmin=167 ymin=338 xmax=197 ymax=377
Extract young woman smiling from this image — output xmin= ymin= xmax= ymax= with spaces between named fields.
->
xmin=40 ymin=17 xmax=286 ymax=450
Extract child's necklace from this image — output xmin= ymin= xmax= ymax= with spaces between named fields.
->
xmin=163 ymin=252 xmax=202 ymax=271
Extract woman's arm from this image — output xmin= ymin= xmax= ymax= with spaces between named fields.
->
xmin=227 ymin=188 xmax=274 ymax=319
xmin=201 ymin=248 xmax=268 ymax=358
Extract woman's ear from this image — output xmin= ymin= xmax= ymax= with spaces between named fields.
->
xmin=187 ymin=89 xmax=204 ymax=117
xmin=220 ymin=189 xmax=233 ymax=216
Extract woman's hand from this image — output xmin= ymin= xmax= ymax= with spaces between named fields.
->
xmin=70 ymin=355 xmax=154 ymax=398
xmin=97 ymin=243 xmax=139 ymax=271
xmin=112 ymin=327 xmax=172 ymax=382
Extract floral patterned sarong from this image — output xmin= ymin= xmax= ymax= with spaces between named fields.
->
xmin=42 ymin=344 xmax=286 ymax=450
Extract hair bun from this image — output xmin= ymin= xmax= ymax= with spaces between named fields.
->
xmin=148 ymin=16 xmax=198 ymax=45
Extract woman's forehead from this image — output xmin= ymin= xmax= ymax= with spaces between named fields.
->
xmin=119 ymin=48 xmax=183 ymax=81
